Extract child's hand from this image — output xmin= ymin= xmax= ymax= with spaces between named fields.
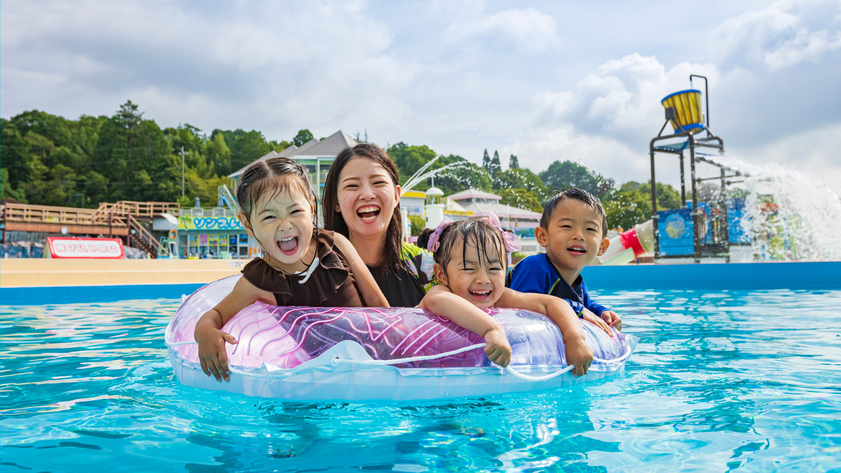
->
xmin=195 ymin=324 xmax=238 ymax=382
xmin=581 ymin=309 xmax=614 ymax=338
xmin=564 ymin=336 xmax=594 ymax=377
xmin=600 ymin=310 xmax=622 ymax=331
xmin=483 ymin=328 xmax=512 ymax=368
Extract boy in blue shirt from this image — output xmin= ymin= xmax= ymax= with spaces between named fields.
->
xmin=507 ymin=188 xmax=622 ymax=330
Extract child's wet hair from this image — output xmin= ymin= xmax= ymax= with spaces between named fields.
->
xmin=541 ymin=188 xmax=608 ymax=237
xmin=416 ymin=220 xmax=507 ymax=273
xmin=236 ymin=157 xmax=316 ymax=225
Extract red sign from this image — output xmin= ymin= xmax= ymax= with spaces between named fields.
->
xmin=46 ymin=237 xmax=125 ymax=259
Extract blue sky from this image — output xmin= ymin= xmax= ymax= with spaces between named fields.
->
xmin=2 ymin=0 xmax=840 ymax=194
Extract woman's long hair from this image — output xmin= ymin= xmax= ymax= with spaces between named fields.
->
xmin=322 ymin=143 xmax=403 ymax=276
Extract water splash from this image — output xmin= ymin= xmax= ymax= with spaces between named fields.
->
xmin=401 ymin=158 xmax=479 ymax=196
xmin=702 ymin=154 xmax=841 ymax=261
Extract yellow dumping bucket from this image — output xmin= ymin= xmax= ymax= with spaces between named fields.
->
xmin=661 ymin=89 xmax=705 ymax=134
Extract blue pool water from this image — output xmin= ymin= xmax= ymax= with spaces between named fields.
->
xmin=2 ymin=289 xmax=840 ymax=472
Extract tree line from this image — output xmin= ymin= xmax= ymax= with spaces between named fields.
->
xmin=1 ymin=100 xmax=683 ymax=231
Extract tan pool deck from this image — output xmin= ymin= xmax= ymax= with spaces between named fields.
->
xmin=0 ymin=259 xmax=244 ymax=287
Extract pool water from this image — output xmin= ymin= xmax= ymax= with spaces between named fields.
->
xmin=2 ymin=289 xmax=840 ymax=472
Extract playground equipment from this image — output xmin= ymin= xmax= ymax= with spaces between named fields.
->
xmin=157 ymin=229 xmax=180 ymax=259
xmin=598 ymin=220 xmax=655 ymax=265
xmin=649 ymin=75 xmax=750 ymax=262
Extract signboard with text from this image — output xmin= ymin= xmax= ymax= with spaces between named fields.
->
xmin=178 ymin=214 xmax=245 ymax=231
xmin=45 ymin=237 xmax=125 ymax=259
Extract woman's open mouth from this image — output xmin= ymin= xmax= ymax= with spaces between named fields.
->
xmin=357 ymin=205 xmax=381 ymax=223
xmin=277 ymin=236 xmax=299 ymax=256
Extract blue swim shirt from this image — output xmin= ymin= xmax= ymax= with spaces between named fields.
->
xmin=506 ymin=253 xmax=610 ymax=316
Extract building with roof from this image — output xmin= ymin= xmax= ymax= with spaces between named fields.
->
xmin=171 ymin=130 xmax=358 ymax=259
xmin=447 ymin=188 xmax=541 ymax=237
xmin=399 ymin=191 xmax=426 ymax=217
xmin=228 ymin=130 xmax=357 ymax=197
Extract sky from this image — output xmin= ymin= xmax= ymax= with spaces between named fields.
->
xmin=2 ymin=0 xmax=840 ymax=195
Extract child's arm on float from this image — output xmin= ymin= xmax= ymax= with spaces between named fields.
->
xmin=496 ymin=289 xmax=597 ymax=376
xmin=334 ymin=233 xmax=389 ymax=307
xmin=598 ymin=310 xmax=622 ymax=331
xmin=418 ymin=285 xmax=511 ymax=367
xmin=194 ymin=277 xmax=274 ymax=382
xmin=581 ymin=281 xmax=622 ymax=331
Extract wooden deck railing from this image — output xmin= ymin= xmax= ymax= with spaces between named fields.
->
xmin=128 ymin=214 xmax=162 ymax=254
xmin=0 ymin=201 xmax=180 ymax=227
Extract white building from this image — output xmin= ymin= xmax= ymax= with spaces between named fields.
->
xmin=447 ymin=188 xmax=541 ymax=237
xmin=228 ymin=130 xmax=358 ymax=198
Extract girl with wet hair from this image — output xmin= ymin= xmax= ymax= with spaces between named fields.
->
xmin=415 ymin=215 xmax=614 ymax=375
xmin=194 ymin=157 xmax=388 ymax=382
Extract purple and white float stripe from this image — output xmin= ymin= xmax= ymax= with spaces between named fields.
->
xmin=165 ymin=274 xmax=638 ymax=402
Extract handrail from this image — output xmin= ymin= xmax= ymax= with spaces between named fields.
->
xmin=0 ymin=201 xmax=179 ymax=227
xmin=128 ymin=214 xmax=162 ymax=252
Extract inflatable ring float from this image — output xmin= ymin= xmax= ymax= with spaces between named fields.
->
xmin=166 ymin=275 xmax=638 ymax=402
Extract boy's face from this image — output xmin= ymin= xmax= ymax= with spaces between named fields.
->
xmin=536 ymin=198 xmax=609 ymax=280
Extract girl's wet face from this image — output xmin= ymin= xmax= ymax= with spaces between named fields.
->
xmin=241 ymin=179 xmax=314 ymax=272
xmin=336 ymin=156 xmax=400 ymax=242
xmin=436 ymin=235 xmax=506 ymax=310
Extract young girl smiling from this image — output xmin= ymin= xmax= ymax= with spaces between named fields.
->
xmin=416 ymin=217 xmax=614 ymax=376
xmin=194 ymin=157 xmax=388 ymax=381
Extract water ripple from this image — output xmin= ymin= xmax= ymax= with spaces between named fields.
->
xmin=1 ymin=290 xmax=840 ymax=472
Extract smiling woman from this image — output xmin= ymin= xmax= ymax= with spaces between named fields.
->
xmin=322 ymin=144 xmax=432 ymax=307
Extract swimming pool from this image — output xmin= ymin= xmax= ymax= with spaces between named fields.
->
xmin=2 ymin=288 xmax=840 ymax=471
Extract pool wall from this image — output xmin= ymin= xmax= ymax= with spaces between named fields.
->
xmin=1 ymin=260 xmax=839 ymax=305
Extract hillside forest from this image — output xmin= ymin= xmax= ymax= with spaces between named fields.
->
xmin=1 ymin=101 xmax=687 ymax=232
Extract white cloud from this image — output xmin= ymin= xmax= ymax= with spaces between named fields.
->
xmin=525 ymin=53 xmax=716 ymax=152
xmin=443 ymin=7 xmax=560 ymax=53
xmin=0 ymin=0 xmax=418 ymax=139
xmin=711 ymin=0 xmax=841 ymax=72
xmin=502 ymin=124 xmax=648 ymax=186
xmin=508 ymin=0 xmax=841 ymax=193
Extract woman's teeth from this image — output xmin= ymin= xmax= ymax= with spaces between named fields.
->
xmin=357 ymin=205 xmax=381 ymax=222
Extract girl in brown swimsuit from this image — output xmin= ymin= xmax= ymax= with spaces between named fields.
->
xmin=193 ymin=157 xmax=388 ymax=381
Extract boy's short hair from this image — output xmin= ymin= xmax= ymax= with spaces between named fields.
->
xmin=540 ymin=188 xmax=608 ymax=237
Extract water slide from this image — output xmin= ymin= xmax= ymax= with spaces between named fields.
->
xmin=597 ymin=220 xmax=655 ymax=265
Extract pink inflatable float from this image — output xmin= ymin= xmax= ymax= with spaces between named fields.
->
xmin=166 ymin=275 xmax=638 ymax=402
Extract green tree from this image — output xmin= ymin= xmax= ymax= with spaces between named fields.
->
xmin=0 ymin=119 xmax=33 ymax=188
xmin=482 ymin=149 xmax=490 ymax=173
xmin=539 ymin=160 xmax=613 ymax=197
xmin=206 ymin=132 xmax=232 ymax=176
xmin=494 ymin=168 xmax=550 ymax=202
xmin=509 ymin=154 xmax=519 ymax=169
xmin=408 ymin=214 xmax=426 ymax=236
xmin=94 ymin=101 xmax=176 ymax=202
xmin=292 ymin=129 xmax=314 ymax=147
xmin=42 ymin=163 xmax=77 ymax=206
xmin=0 ymin=168 xmax=27 ymax=202
xmin=500 ymin=189 xmax=543 ymax=213
xmin=488 ymin=150 xmax=501 ymax=178
xmin=387 ymin=142 xmax=438 ymax=186
xmin=270 ymin=140 xmax=292 ymax=153
xmin=226 ymin=130 xmax=272 ymax=173
xmin=603 ymin=180 xmax=682 ymax=231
